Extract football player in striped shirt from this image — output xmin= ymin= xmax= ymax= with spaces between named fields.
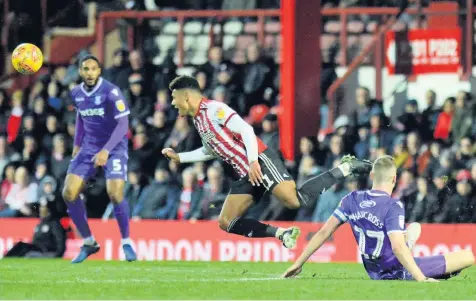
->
xmin=163 ymin=75 xmax=372 ymax=249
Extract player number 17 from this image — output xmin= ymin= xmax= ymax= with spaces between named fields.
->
xmin=354 ymin=225 xmax=384 ymax=259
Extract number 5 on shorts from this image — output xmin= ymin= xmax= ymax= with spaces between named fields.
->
xmin=113 ymin=159 xmax=122 ymax=172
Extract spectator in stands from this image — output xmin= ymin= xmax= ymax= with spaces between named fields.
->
xmin=4 ymin=192 xmax=66 ymax=258
xmin=164 ymin=118 xmax=197 ymax=154
xmin=32 ymin=97 xmax=48 ymax=132
xmin=349 ymin=86 xmax=380 ymax=128
xmin=260 ymin=113 xmax=280 ymax=153
xmin=421 ymin=90 xmax=440 ymax=137
xmin=368 ymin=106 xmax=395 ymax=160
xmin=132 ymin=165 xmax=180 ymax=219
xmin=155 ymin=89 xmax=177 ymax=121
xmin=117 ymin=49 xmax=156 ymax=93
xmin=392 ymin=134 xmax=408 ymax=170
xmin=0 ymin=89 xmax=10 ymax=132
xmin=0 ymin=136 xmax=17 ymax=176
xmin=196 ymin=71 xmax=212 ymax=98
xmin=103 ymin=48 xmax=130 ymax=84
xmin=295 ymin=156 xmax=320 ymax=221
xmin=21 ymin=135 xmax=40 ymax=172
xmin=454 ymin=137 xmax=474 ymax=171
xmin=49 ymin=134 xmax=71 ymax=183
xmin=402 ymin=132 xmax=421 ymax=175
xmin=127 ymin=73 xmax=154 ymax=127
xmin=46 ymin=81 xmax=63 ymax=113
xmin=33 ymin=156 xmax=49 ymax=185
xmin=171 ymin=167 xmax=203 ymax=221
xmin=7 ymin=90 xmax=24 ymax=145
xmin=434 ymin=97 xmax=455 ymax=141
xmin=190 ymin=164 xmax=228 ymax=221
xmin=216 ymin=65 xmax=244 ymax=114
xmin=243 ymin=43 xmax=272 ymax=113
xmin=324 ymin=134 xmax=344 ymax=169
xmin=396 ymin=99 xmax=421 ymax=135
xmin=200 ymin=46 xmax=233 ymax=89
xmin=222 ymin=0 xmax=257 ymax=10
xmin=471 ymin=161 xmax=476 ymax=183
xmin=436 ymin=170 xmax=474 ymax=223
xmin=420 ymin=140 xmax=441 ymax=178
xmin=393 ymin=169 xmax=415 ymax=200
xmin=354 ymin=125 xmax=370 ymax=159
xmin=41 ymin=115 xmax=60 ymax=153
xmin=130 ymin=129 xmax=157 ymax=177
xmin=147 ymin=110 xmax=172 ymax=152
xmin=452 ymin=91 xmax=476 ymax=142
xmin=406 ymin=176 xmax=438 ymax=223
xmin=0 ymin=166 xmax=38 ymax=217
xmin=0 ymin=163 xmax=16 ymax=211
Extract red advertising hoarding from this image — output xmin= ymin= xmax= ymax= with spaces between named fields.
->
xmin=385 ymin=28 xmax=461 ymax=75
xmin=0 ymin=219 xmax=474 ymax=262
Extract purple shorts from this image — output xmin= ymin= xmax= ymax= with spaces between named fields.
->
xmin=67 ymin=152 xmax=128 ymax=181
xmin=373 ymin=255 xmax=448 ymax=280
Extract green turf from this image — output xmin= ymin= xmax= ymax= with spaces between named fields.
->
xmin=0 ymin=259 xmax=475 ymax=299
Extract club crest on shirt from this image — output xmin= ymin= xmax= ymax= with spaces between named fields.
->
xmin=115 ymin=99 xmax=126 ymax=112
xmin=95 ymin=96 xmax=102 ymax=105
xmin=399 ymin=215 xmax=405 ymax=229
xmin=215 ymin=107 xmax=226 ymax=120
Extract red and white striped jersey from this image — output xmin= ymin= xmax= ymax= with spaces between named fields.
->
xmin=193 ymin=98 xmax=267 ymax=177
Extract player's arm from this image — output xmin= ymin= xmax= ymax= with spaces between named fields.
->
xmin=388 ymin=232 xmax=427 ymax=282
xmin=216 ymin=104 xmax=261 ymax=185
xmin=102 ymin=88 xmax=130 ymax=153
xmin=73 ymin=112 xmax=85 ymax=157
xmin=385 ymin=201 xmax=432 ymax=282
xmin=282 ymin=216 xmax=342 ymax=278
xmin=176 ymin=146 xmax=216 ymax=163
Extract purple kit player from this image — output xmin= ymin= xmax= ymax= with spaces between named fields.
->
xmin=283 ymin=155 xmax=475 ymax=281
xmin=63 ymin=55 xmax=137 ymax=263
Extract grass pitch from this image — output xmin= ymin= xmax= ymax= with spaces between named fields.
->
xmin=1 ymin=259 xmax=475 ymax=299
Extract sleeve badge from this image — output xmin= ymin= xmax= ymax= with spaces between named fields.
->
xmin=115 ymin=100 xmax=126 ymax=112
xmin=215 ymin=107 xmax=226 ymax=120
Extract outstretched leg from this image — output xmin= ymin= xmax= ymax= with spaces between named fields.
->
xmin=219 ymin=190 xmax=300 ymax=249
xmin=297 ymin=155 xmax=372 ymax=206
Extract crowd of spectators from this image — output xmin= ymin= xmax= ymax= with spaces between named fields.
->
xmin=0 ymin=0 xmax=475 ymax=226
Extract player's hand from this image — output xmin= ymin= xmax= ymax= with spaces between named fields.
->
xmin=248 ymin=160 xmax=264 ymax=186
xmin=72 ymin=146 xmax=81 ymax=158
xmin=92 ymin=149 xmax=109 ymax=167
xmin=422 ymin=278 xmax=439 ymax=283
xmin=281 ymin=264 xmax=303 ymax=278
xmin=161 ymin=148 xmax=180 ymax=163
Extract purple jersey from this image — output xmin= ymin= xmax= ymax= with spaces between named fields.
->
xmin=332 ymin=190 xmax=407 ymax=279
xmin=70 ymin=77 xmax=130 ymax=155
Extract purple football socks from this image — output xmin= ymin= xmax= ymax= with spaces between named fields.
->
xmin=113 ymin=200 xmax=130 ymax=239
xmin=66 ymin=198 xmax=92 ymax=239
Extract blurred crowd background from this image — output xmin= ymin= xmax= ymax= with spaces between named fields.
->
xmin=0 ymin=0 xmax=475 ymax=229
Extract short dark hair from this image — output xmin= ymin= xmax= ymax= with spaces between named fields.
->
xmin=78 ymin=55 xmax=102 ymax=69
xmin=169 ymin=75 xmax=200 ymax=92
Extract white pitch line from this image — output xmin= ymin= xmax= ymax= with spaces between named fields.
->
xmin=0 ymin=277 xmax=285 ymax=284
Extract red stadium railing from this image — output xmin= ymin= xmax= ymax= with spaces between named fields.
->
xmin=97 ymin=4 xmax=475 ymax=132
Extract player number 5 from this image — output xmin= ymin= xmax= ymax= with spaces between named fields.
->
xmin=354 ymin=225 xmax=385 ymax=259
xmin=113 ymin=159 xmax=122 ymax=172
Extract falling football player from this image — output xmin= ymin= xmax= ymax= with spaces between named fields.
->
xmin=162 ymin=75 xmax=372 ymax=249
xmin=63 ymin=55 xmax=137 ymax=263
xmin=282 ymin=155 xmax=475 ymax=281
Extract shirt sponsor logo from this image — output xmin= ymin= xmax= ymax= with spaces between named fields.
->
xmin=359 ymin=200 xmax=377 ymax=208
xmin=111 ymin=89 xmax=119 ymax=96
xmin=79 ymin=108 xmax=105 ymax=117
xmin=115 ymin=100 xmax=126 ymax=112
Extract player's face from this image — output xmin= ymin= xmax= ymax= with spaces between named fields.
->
xmin=171 ymin=89 xmax=190 ymax=116
xmin=79 ymin=59 xmax=101 ymax=87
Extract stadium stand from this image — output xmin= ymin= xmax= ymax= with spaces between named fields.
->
xmin=0 ymin=0 xmax=475 ymax=228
